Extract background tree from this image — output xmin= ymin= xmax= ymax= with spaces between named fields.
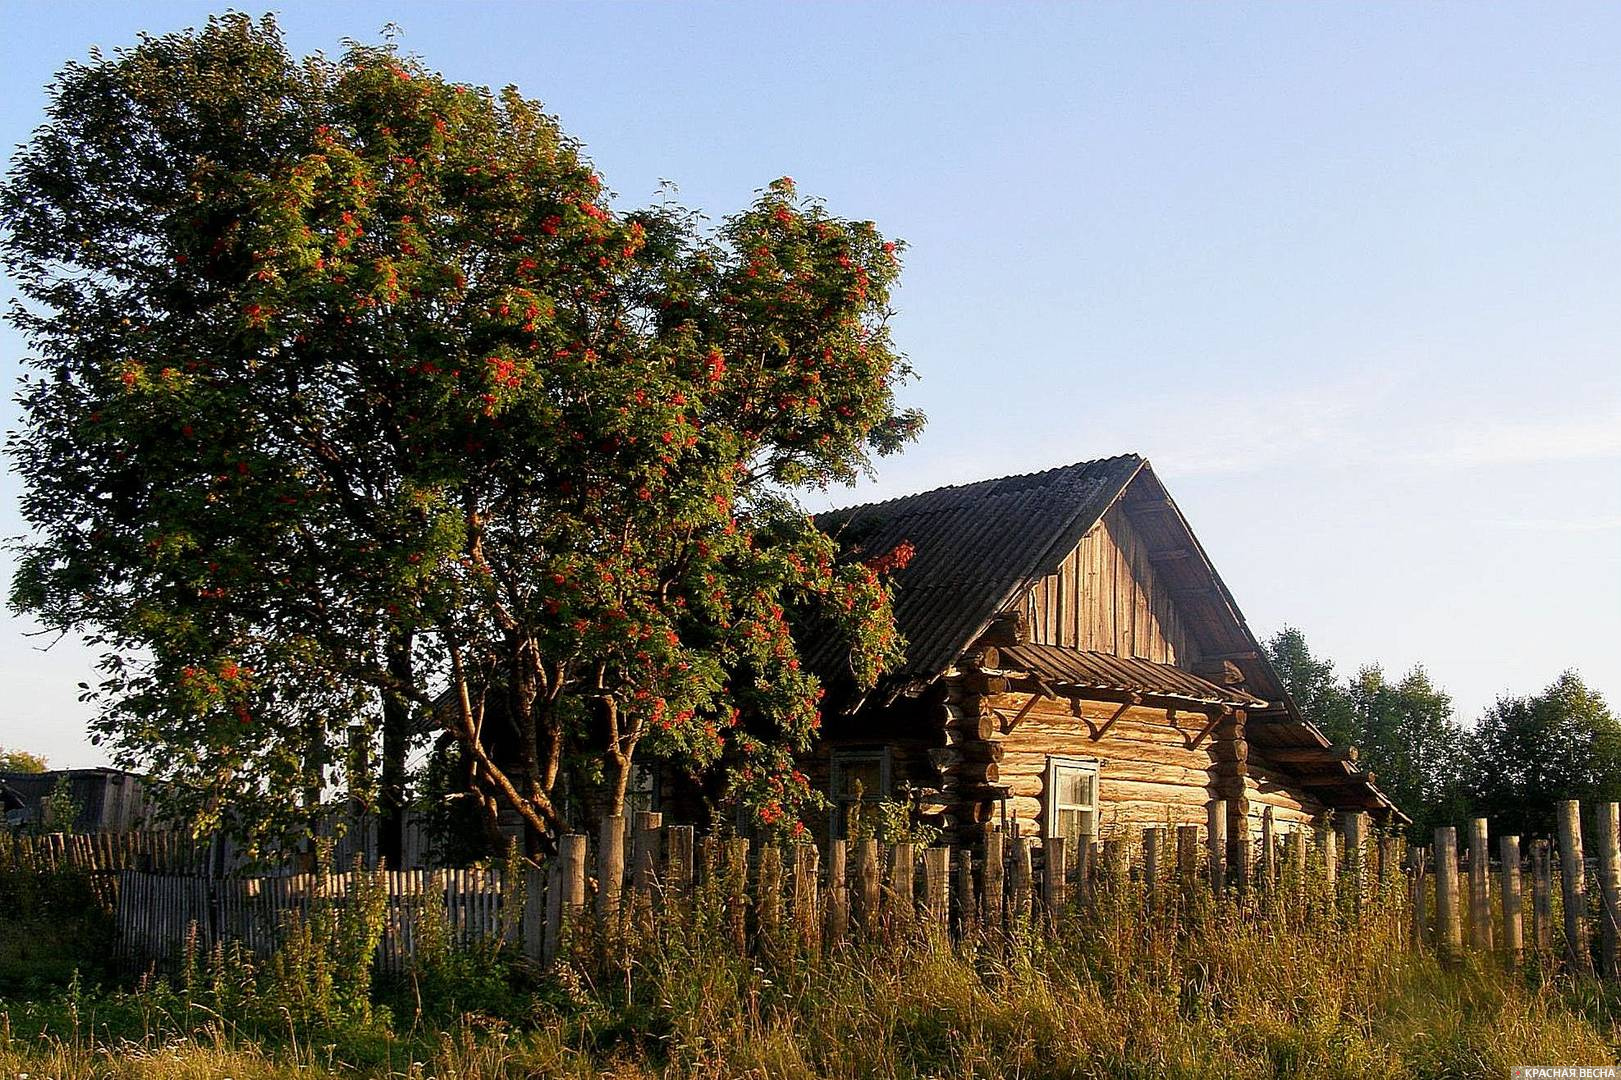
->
xmin=0 ymin=748 xmax=48 ymax=774
xmin=1343 ymin=663 xmax=1470 ymax=840
xmin=4 ymin=15 xmax=921 ymax=855
xmin=1466 ymin=671 xmax=1621 ymax=838
xmin=1263 ymin=627 xmax=1355 ymax=745
xmin=1265 ymin=628 xmax=1469 ymax=839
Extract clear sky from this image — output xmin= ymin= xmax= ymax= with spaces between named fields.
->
xmin=3 ymin=2 xmax=1618 ymax=768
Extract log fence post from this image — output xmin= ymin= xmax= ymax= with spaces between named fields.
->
xmin=725 ymin=837 xmax=750 ymax=951
xmin=982 ymin=831 xmax=1005 ymax=931
xmin=666 ymin=825 xmax=695 ymax=896
xmin=1531 ymin=839 xmax=1553 ymax=961
xmin=1208 ymin=801 xmax=1227 ymax=897
xmin=1467 ymin=818 xmax=1493 ymax=951
xmin=1143 ymin=827 xmax=1161 ymax=904
xmin=955 ymin=847 xmax=977 ymax=935
xmin=856 ymin=838 xmax=881 ymax=934
xmin=826 ymin=839 xmax=848 ymax=945
xmin=1407 ymin=844 xmax=1428 ymax=950
xmin=889 ymin=842 xmax=916 ymax=931
xmin=1499 ymin=833 xmax=1523 ymax=969
xmin=757 ymin=845 xmax=783 ymax=943
xmin=1557 ymin=799 xmax=1593 ymax=976
xmin=1176 ymin=824 xmax=1199 ymax=898
xmin=1343 ymin=811 xmax=1366 ymax=913
xmin=793 ymin=844 xmax=820 ymax=952
xmin=1434 ymin=826 xmax=1462 ymax=966
xmin=1596 ymin=801 xmax=1620 ymax=978
xmin=597 ymin=816 xmax=624 ymax=925
xmin=922 ymin=846 xmax=950 ymax=935
xmin=1042 ymin=835 xmax=1067 ymax=918
xmin=1011 ymin=836 xmax=1034 ymax=923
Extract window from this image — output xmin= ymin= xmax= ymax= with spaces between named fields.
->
xmin=627 ymin=761 xmax=659 ymax=817
xmin=1044 ymin=756 xmax=1100 ymax=849
xmin=830 ymin=748 xmax=890 ymax=839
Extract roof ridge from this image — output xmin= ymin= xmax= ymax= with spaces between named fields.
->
xmin=818 ymin=452 xmax=1144 ymax=520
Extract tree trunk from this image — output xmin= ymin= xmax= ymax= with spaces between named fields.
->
xmin=378 ymin=630 xmax=414 ymax=869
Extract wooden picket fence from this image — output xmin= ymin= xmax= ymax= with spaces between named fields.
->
xmin=2 ymin=812 xmax=434 ymax=878
xmin=53 ymin=798 xmax=1621 ymax=979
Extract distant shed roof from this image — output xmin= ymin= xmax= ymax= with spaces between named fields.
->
xmin=811 ymin=455 xmax=1144 ymax=685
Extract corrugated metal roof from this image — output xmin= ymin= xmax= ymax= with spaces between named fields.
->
xmin=809 ymin=455 xmax=1143 ymax=684
xmin=997 ymin=643 xmax=1268 ymax=709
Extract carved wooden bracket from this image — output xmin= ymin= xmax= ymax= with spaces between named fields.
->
xmin=1084 ymin=693 xmax=1140 ymax=740
xmin=1171 ymin=705 xmax=1232 ymax=750
xmin=992 ymin=692 xmax=1042 ymax=735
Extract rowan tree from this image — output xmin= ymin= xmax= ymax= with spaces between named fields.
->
xmin=3 ymin=14 xmax=921 ymax=854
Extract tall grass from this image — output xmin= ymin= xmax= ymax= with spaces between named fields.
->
xmin=1 ymin=853 xmax=1615 ymax=1078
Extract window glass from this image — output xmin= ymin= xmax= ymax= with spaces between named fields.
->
xmin=1046 ymin=757 xmax=1100 ymax=853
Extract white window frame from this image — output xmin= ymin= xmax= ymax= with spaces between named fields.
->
xmin=830 ymin=748 xmax=891 ymax=839
xmin=1044 ymin=755 xmax=1101 ymax=842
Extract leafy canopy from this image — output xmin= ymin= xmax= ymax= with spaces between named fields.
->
xmin=4 ymin=14 xmax=922 ymax=846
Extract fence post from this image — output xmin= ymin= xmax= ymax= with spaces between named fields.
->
xmin=955 ymin=847 xmax=977 ymax=935
xmin=632 ymin=811 xmax=662 ymax=907
xmin=725 ymin=837 xmax=750 ymax=950
xmin=545 ymin=834 xmax=586 ymax=963
xmin=1318 ymin=819 xmax=1338 ymax=891
xmin=1557 ymin=799 xmax=1593 ymax=976
xmin=982 ymin=831 xmax=1005 ymax=931
xmin=1466 ymin=817 xmax=1493 ymax=952
xmin=1343 ymin=812 xmax=1367 ymax=913
xmin=1259 ymin=810 xmax=1275 ymax=893
xmin=1177 ymin=824 xmax=1199 ymax=898
xmin=922 ymin=846 xmax=950 ymax=935
xmin=666 ymin=825 xmax=695 ymax=895
xmin=1042 ymin=835 xmax=1067 ymax=918
xmin=889 ymin=842 xmax=916 ymax=931
xmin=1596 ymin=801 xmax=1621 ymax=979
xmin=1208 ymin=801 xmax=1227 ymax=897
xmin=1143 ymin=827 xmax=1161 ymax=904
xmin=793 ymin=843 xmax=820 ymax=951
xmin=1531 ymin=839 xmax=1553 ymax=960
xmin=856 ymin=838 xmax=881 ymax=934
xmin=1408 ymin=844 xmax=1428 ymax=949
xmin=597 ymin=815 xmax=624 ymax=925
xmin=757 ymin=845 xmax=783 ymax=943
xmin=826 ymin=839 xmax=849 ymax=945
xmin=1011 ymin=836 xmax=1034 ymax=922
xmin=1434 ymin=826 xmax=1462 ymax=966
xmin=1499 ymin=833 xmax=1523 ymax=969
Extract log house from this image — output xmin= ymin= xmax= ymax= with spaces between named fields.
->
xmin=806 ymin=455 xmax=1403 ymax=866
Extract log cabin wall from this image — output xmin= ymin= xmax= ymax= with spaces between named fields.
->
xmin=1021 ymin=505 xmax=1198 ymax=665
xmin=943 ymin=682 xmax=1227 ymax=841
xmin=1243 ymin=759 xmax=1326 ymax=833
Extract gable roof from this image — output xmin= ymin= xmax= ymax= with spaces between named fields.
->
xmin=811 ymin=454 xmax=1145 ymax=684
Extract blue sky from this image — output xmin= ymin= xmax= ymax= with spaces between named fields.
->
xmin=3 ymin=3 xmax=1618 ymax=767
